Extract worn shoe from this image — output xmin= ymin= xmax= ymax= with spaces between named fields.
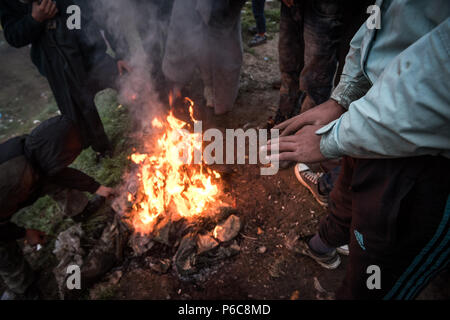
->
xmin=337 ymin=245 xmax=350 ymax=256
xmin=294 ymin=163 xmax=328 ymax=207
xmin=249 ymin=34 xmax=267 ymax=47
xmin=297 ymin=237 xmax=341 ymax=270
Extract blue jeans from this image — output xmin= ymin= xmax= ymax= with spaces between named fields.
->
xmin=252 ymin=0 xmax=266 ymax=34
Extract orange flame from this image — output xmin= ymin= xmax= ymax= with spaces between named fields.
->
xmin=128 ymin=98 xmax=222 ymax=234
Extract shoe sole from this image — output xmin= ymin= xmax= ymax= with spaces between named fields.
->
xmin=336 ymin=247 xmax=350 ymax=256
xmin=301 ymin=248 xmax=341 ymax=270
xmin=294 ymin=164 xmax=328 ymax=207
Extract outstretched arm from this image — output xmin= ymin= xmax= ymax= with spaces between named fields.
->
xmin=319 ymin=19 xmax=450 ymax=159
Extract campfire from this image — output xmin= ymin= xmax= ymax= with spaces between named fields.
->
xmin=112 ymin=98 xmax=241 ymax=278
xmin=127 ymin=98 xmax=223 ymax=234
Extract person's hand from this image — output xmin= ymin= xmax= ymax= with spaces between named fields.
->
xmin=95 ymin=186 xmax=117 ymax=199
xmin=282 ymin=0 xmax=295 ymax=8
xmin=31 ymin=0 xmax=58 ymax=23
xmin=25 ymin=229 xmax=46 ymax=246
xmin=117 ymin=60 xmax=132 ymax=76
xmin=265 ymin=125 xmax=327 ymax=164
xmin=275 ymin=99 xmax=346 ymax=137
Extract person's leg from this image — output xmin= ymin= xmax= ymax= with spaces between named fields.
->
xmin=318 ymin=165 xmax=341 ymax=196
xmin=337 ymin=156 xmax=450 ymax=299
xmin=249 ymin=0 xmax=268 ymax=47
xmin=252 ymin=0 xmax=266 ymax=34
xmin=86 ymin=55 xmax=120 ymax=94
xmin=141 ymin=0 xmax=175 ymax=100
xmin=297 ymin=157 xmax=354 ymax=269
xmin=317 ymin=157 xmax=354 ymax=248
xmin=75 ymin=89 xmax=112 ymax=155
xmin=300 ymin=0 xmax=343 ymax=113
xmin=0 ymin=241 xmax=34 ymax=295
xmin=208 ymin=15 xmax=243 ymax=115
xmin=277 ymin=1 xmax=304 ymax=122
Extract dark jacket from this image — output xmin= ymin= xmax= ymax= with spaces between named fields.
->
xmin=0 ymin=0 xmax=121 ymax=75
xmin=0 ymin=116 xmax=100 ymax=242
xmin=0 ymin=0 xmax=124 ymax=150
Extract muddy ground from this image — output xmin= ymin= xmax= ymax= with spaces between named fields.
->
xmin=1 ymin=25 xmax=448 ymax=300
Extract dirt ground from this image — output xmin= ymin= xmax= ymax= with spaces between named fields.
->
xmin=1 ymin=29 xmax=448 ymax=300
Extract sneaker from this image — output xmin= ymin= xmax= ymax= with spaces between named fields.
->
xmin=337 ymin=245 xmax=350 ymax=256
xmin=294 ymin=163 xmax=328 ymax=207
xmin=249 ymin=34 xmax=267 ymax=47
xmin=297 ymin=237 xmax=341 ymax=270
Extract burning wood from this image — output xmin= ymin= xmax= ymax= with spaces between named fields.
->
xmin=124 ymin=98 xmax=226 ymax=235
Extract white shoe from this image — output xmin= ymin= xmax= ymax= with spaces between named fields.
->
xmin=336 ymin=245 xmax=349 ymax=256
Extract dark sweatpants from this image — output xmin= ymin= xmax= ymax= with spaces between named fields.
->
xmin=318 ymin=156 xmax=450 ymax=299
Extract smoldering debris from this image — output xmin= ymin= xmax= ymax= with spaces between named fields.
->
xmin=53 ymin=224 xmax=84 ymax=299
xmin=119 ymin=206 xmax=243 ymax=280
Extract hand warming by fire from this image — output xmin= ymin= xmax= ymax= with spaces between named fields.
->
xmin=127 ymin=98 xmax=223 ymax=235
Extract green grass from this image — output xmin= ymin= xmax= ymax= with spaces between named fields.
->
xmin=0 ymin=96 xmax=60 ymax=142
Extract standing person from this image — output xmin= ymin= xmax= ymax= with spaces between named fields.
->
xmin=0 ymin=0 xmax=130 ymax=158
xmin=163 ymin=0 xmax=246 ymax=115
xmin=293 ymin=0 xmax=374 ymax=208
xmin=271 ymin=0 xmax=343 ymax=127
xmin=249 ymin=0 xmax=267 ymax=47
xmin=0 ymin=116 xmax=115 ymax=300
xmin=270 ymin=0 xmax=450 ymax=299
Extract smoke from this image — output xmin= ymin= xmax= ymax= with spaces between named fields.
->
xmin=85 ymin=0 xmax=173 ymax=130
xmin=84 ymin=0 xmax=244 ymax=123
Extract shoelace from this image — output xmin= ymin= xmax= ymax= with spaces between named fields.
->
xmin=303 ymin=171 xmax=323 ymax=184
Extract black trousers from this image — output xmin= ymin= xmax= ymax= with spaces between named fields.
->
xmin=80 ymin=55 xmax=119 ymax=153
xmin=319 ymin=156 xmax=450 ymax=299
xmin=252 ymin=0 xmax=266 ymax=34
